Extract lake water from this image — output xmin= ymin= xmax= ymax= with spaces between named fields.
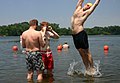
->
xmin=0 ymin=35 xmax=120 ymax=83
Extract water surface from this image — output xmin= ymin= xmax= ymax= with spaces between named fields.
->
xmin=0 ymin=35 xmax=120 ymax=83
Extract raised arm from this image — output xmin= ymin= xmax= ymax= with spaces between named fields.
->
xmin=50 ymin=30 xmax=60 ymax=39
xmin=88 ymin=0 xmax=100 ymax=15
xmin=83 ymin=0 xmax=100 ymax=20
xmin=76 ymin=0 xmax=84 ymax=9
xmin=47 ymin=26 xmax=60 ymax=39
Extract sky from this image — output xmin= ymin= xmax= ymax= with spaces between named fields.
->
xmin=0 ymin=0 xmax=120 ymax=28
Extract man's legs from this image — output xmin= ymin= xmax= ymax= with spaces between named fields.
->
xmin=85 ymin=49 xmax=94 ymax=68
xmin=78 ymin=48 xmax=95 ymax=69
xmin=78 ymin=48 xmax=89 ymax=70
xmin=47 ymin=69 xmax=53 ymax=76
xmin=27 ymin=70 xmax=33 ymax=81
xmin=37 ymin=71 xmax=43 ymax=82
xmin=84 ymin=49 xmax=96 ymax=74
xmin=78 ymin=48 xmax=96 ymax=75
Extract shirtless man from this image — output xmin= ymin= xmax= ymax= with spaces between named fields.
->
xmin=40 ymin=21 xmax=59 ymax=76
xmin=71 ymin=0 xmax=100 ymax=75
xmin=21 ymin=19 xmax=45 ymax=82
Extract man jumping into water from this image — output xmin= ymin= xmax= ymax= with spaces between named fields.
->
xmin=71 ymin=0 xmax=100 ymax=75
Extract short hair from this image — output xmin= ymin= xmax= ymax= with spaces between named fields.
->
xmin=40 ymin=21 xmax=49 ymax=27
xmin=29 ymin=19 xmax=38 ymax=26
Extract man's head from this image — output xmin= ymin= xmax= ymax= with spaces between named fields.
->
xmin=40 ymin=21 xmax=49 ymax=30
xmin=40 ymin=21 xmax=49 ymax=27
xmin=83 ymin=2 xmax=93 ymax=11
xmin=64 ymin=41 xmax=68 ymax=44
xmin=29 ymin=19 xmax=38 ymax=27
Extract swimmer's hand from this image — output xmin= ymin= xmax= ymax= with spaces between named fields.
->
xmin=47 ymin=26 xmax=53 ymax=31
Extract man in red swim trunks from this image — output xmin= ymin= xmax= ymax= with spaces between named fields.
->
xmin=40 ymin=21 xmax=60 ymax=76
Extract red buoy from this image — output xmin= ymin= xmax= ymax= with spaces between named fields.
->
xmin=104 ymin=45 xmax=109 ymax=50
xmin=57 ymin=44 xmax=63 ymax=50
xmin=12 ymin=45 xmax=18 ymax=52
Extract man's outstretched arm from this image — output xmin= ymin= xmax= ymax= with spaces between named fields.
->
xmin=88 ymin=0 xmax=100 ymax=15
xmin=83 ymin=0 xmax=100 ymax=20
xmin=76 ymin=0 xmax=84 ymax=9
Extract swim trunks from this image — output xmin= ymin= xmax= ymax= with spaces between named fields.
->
xmin=25 ymin=51 xmax=45 ymax=71
xmin=72 ymin=30 xmax=89 ymax=49
xmin=40 ymin=50 xmax=54 ymax=70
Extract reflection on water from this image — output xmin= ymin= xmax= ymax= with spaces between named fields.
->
xmin=26 ymin=74 xmax=55 ymax=83
xmin=0 ymin=36 xmax=120 ymax=83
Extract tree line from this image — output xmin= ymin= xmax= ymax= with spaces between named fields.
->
xmin=0 ymin=22 xmax=120 ymax=36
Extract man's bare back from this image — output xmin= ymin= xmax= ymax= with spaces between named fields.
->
xmin=22 ymin=28 xmax=44 ymax=51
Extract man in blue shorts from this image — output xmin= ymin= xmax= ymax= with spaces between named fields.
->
xmin=71 ymin=0 xmax=100 ymax=75
xmin=21 ymin=19 xmax=45 ymax=82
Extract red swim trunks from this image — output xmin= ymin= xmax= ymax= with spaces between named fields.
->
xmin=40 ymin=50 xmax=54 ymax=70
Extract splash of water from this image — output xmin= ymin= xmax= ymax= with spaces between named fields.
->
xmin=93 ymin=60 xmax=102 ymax=77
xmin=67 ymin=60 xmax=78 ymax=76
xmin=67 ymin=60 xmax=102 ymax=77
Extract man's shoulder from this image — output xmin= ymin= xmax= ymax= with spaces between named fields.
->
xmin=23 ymin=29 xmax=29 ymax=33
xmin=35 ymin=31 xmax=42 ymax=37
xmin=23 ymin=30 xmax=30 ymax=35
xmin=22 ymin=30 xmax=27 ymax=36
xmin=36 ymin=30 xmax=41 ymax=33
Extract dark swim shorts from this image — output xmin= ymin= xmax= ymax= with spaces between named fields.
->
xmin=26 ymin=51 xmax=45 ymax=71
xmin=72 ymin=30 xmax=89 ymax=49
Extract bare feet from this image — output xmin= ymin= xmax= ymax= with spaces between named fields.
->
xmin=85 ymin=67 xmax=96 ymax=76
xmin=27 ymin=75 xmax=33 ymax=82
xmin=37 ymin=73 xmax=43 ymax=83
